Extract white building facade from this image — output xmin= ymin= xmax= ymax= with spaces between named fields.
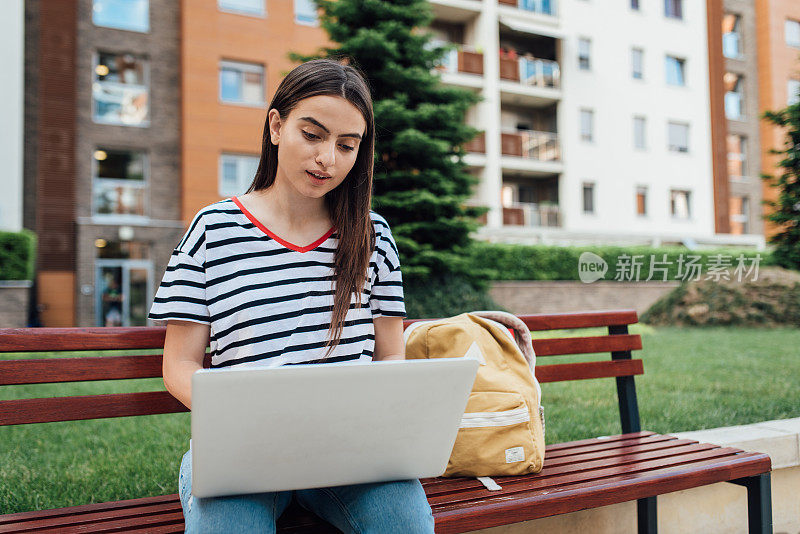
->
xmin=0 ymin=0 xmax=25 ymax=232
xmin=428 ymin=0 xmax=764 ymax=249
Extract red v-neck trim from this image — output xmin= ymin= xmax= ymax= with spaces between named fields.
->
xmin=231 ymin=196 xmax=336 ymax=253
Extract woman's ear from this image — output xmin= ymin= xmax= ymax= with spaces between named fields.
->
xmin=268 ymin=109 xmax=281 ymax=145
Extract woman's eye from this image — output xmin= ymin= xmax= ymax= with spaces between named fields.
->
xmin=303 ymin=130 xmax=354 ymax=152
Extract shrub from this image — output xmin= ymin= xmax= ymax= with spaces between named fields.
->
xmin=467 ymin=242 xmax=774 ymax=282
xmin=0 ymin=230 xmax=36 ymax=280
xmin=403 ymin=275 xmax=508 ymax=319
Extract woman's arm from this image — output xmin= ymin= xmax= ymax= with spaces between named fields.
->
xmin=373 ymin=316 xmax=406 ymax=361
xmin=162 ymin=319 xmax=211 ymax=410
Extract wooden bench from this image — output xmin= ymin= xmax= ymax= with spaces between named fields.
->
xmin=0 ymin=310 xmax=772 ymax=533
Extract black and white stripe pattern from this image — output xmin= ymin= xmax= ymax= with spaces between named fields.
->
xmin=148 ymin=198 xmax=406 ymax=368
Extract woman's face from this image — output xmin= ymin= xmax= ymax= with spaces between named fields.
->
xmin=269 ymin=95 xmax=367 ymax=200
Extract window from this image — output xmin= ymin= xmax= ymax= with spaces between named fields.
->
xmin=295 ymin=0 xmax=318 ymax=25
xmin=219 ymin=154 xmax=260 ymax=196
xmin=670 ymin=189 xmax=691 ymax=219
xmin=631 ymin=0 xmax=640 ymax=10
xmin=93 ymin=51 xmax=149 ymax=126
xmin=219 ymin=0 xmax=264 ymax=16
xmin=631 ymin=47 xmax=644 ymax=79
xmin=578 ymin=38 xmax=591 ymax=70
xmin=729 ymin=195 xmax=749 ymax=234
xmin=92 ymin=0 xmax=149 ymax=32
xmin=668 ymin=121 xmax=689 ymax=152
xmin=633 ymin=116 xmax=646 ymax=150
xmin=724 ymin=73 xmax=744 ymax=119
xmin=580 ymin=109 xmax=594 ymax=142
xmin=92 ymin=148 xmax=147 ymax=217
xmin=220 ymin=60 xmax=265 ymax=105
xmin=788 ymin=79 xmax=800 ymax=106
xmin=786 ymin=19 xmax=800 ymax=48
xmin=636 ymin=186 xmax=647 ymax=216
xmin=727 ymin=134 xmax=747 ymax=178
xmin=583 ymin=183 xmax=595 ymax=214
xmin=665 ymin=55 xmax=686 ymax=86
xmin=722 ymin=14 xmax=742 ymax=58
xmin=664 ymin=0 xmax=682 ymax=20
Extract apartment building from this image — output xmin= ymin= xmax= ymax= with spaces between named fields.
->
xmin=25 ymin=0 xmax=183 ymax=327
xmin=755 ymin=0 xmax=800 ymax=240
xmin=430 ymin=0 xmax=764 ymax=248
xmin=718 ymin=0 xmax=763 ymax=236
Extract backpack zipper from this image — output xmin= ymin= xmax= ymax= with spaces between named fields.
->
xmin=459 ymin=406 xmax=530 ymax=428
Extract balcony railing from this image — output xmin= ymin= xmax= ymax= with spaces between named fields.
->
xmin=503 ymin=202 xmax=561 ymax=227
xmin=498 ymin=0 xmax=557 ymax=17
xmin=434 ymin=45 xmax=484 ymax=76
xmin=464 ymin=131 xmax=486 ymax=154
xmin=499 ymin=57 xmax=560 ymax=89
xmin=519 ymin=57 xmax=560 ymax=88
xmin=501 ymin=129 xmax=560 ymax=161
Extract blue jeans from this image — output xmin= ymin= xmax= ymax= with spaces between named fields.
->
xmin=178 ymin=449 xmax=436 ymax=533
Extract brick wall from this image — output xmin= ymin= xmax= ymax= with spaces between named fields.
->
xmin=489 ymin=281 xmax=681 ymax=316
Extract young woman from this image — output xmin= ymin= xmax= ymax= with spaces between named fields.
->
xmin=147 ymin=58 xmax=435 ymax=533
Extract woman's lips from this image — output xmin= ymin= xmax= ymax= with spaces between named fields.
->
xmin=306 ymin=170 xmax=331 ymax=182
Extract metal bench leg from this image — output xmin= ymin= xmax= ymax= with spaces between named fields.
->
xmin=637 ymin=496 xmax=657 ymax=534
xmin=730 ymin=473 xmax=772 ymax=534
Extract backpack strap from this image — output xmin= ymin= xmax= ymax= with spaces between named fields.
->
xmin=468 ymin=311 xmax=541 ymax=401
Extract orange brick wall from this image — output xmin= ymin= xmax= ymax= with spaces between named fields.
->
xmin=180 ymin=1 xmax=333 ymax=223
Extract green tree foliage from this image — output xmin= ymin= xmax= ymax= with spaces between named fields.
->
xmin=761 ymin=85 xmax=800 ymax=270
xmin=288 ymin=0 xmax=494 ymax=289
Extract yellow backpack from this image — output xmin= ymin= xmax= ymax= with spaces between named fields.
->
xmin=403 ymin=311 xmax=545 ymax=483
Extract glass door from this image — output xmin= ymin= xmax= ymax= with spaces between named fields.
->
xmin=95 ymin=259 xmax=153 ymax=326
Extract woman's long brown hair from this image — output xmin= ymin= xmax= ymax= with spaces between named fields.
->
xmin=246 ymin=58 xmax=376 ymax=359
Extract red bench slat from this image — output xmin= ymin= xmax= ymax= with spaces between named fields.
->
xmin=536 ymin=359 xmax=643 ymax=383
xmin=0 ymin=391 xmax=187 ymax=426
xmin=0 ymin=354 xmax=213 ymax=386
xmin=532 ymin=334 xmax=641 ymax=356
xmin=0 ymin=310 xmax=639 ymax=353
xmin=0 ymin=328 xmax=168 ymax=352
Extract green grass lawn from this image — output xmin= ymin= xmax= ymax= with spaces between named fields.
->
xmin=1 ymin=325 xmax=799 ymax=514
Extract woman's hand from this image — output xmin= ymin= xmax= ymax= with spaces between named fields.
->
xmin=373 ymin=316 xmax=406 ymax=361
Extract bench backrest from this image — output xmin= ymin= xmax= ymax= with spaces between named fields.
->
xmin=0 ymin=309 xmax=643 ymax=432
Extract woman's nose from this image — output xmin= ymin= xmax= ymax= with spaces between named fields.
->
xmin=316 ymin=141 xmax=336 ymax=168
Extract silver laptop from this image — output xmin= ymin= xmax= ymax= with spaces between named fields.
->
xmin=190 ymin=357 xmax=479 ymax=498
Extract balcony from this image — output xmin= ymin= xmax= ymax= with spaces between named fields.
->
xmin=503 ymin=202 xmax=561 ymax=227
xmin=499 ymin=55 xmax=561 ymax=106
xmin=500 ymin=56 xmax=559 ymax=88
xmin=498 ymin=0 xmax=557 ymax=17
xmin=435 ymin=45 xmax=484 ymax=76
xmin=464 ymin=131 xmax=486 ymax=154
xmin=501 ymin=129 xmax=559 ymax=161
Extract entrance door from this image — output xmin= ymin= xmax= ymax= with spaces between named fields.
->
xmin=95 ymin=260 xmax=153 ymax=326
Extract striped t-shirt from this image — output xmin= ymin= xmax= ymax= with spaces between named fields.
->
xmin=147 ymin=197 xmax=406 ymax=369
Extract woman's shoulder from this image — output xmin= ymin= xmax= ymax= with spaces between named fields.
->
xmin=177 ymin=198 xmax=239 ymax=255
xmin=368 ymin=210 xmax=393 ymax=234
xmin=194 ymin=198 xmax=238 ymax=220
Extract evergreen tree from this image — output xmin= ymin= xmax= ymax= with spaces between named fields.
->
xmin=287 ymin=0 xmax=494 ymax=290
xmin=761 ymin=87 xmax=800 ymax=270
